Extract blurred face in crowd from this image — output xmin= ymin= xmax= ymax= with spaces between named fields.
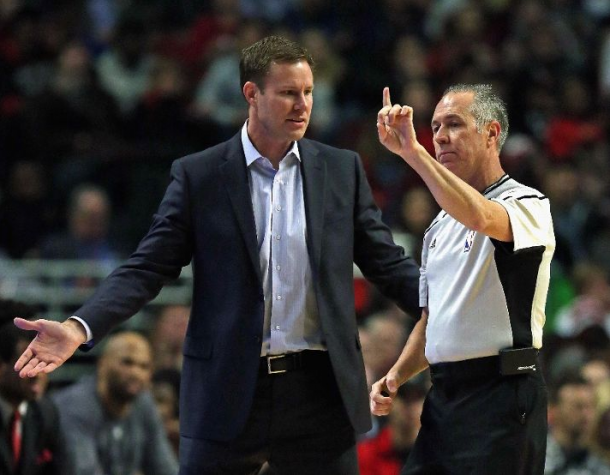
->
xmin=554 ymin=383 xmax=596 ymax=444
xmin=99 ymin=333 xmax=152 ymax=404
xmin=245 ymin=60 xmax=313 ymax=159
xmin=0 ymin=340 xmax=48 ymax=405
xmin=70 ymin=190 xmax=110 ymax=242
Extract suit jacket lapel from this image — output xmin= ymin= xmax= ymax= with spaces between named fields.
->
xmin=220 ymin=134 xmax=263 ymax=286
xmin=299 ymin=139 xmax=325 ymax=276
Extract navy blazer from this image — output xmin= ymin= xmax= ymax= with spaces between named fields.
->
xmin=77 ymin=133 xmax=420 ymax=441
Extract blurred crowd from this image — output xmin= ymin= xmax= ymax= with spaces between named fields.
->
xmin=2 ymin=0 xmax=610 ymax=473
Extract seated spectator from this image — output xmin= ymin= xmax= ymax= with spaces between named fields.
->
xmin=191 ymin=20 xmax=263 ymax=140
xmin=0 ymin=160 xmax=56 ymax=258
xmin=95 ymin=16 xmax=156 ymax=115
xmin=591 ymin=405 xmax=610 ymax=466
xmin=555 ymin=262 xmax=610 ymax=338
xmin=150 ymin=304 xmax=189 ymax=372
xmin=392 ymin=186 xmax=438 ymax=265
xmin=358 ymin=381 xmax=426 ymax=475
xmin=20 ymin=40 xmax=122 ymax=172
xmin=545 ymin=373 xmax=610 ymax=474
xmin=0 ymin=298 xmax=73 ymax=475
xmin=360 ymin=310 xmax=409 ymax=386
xmin=38 ymin=184 xmax=121 ymax=271
xmin=151 ymin=368 xmax=181 ymax=456
xmin=51 ymin=331 xmax=178 ymax=475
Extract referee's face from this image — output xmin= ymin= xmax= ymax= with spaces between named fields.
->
xmin=431 ymin=92 xmax=491 ymax=189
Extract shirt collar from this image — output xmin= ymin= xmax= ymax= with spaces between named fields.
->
xmin=241 ymin=121 xmax=301 ymax=167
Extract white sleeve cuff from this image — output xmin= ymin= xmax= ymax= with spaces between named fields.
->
xmin=68 ymin=316 xmax=93 ymax=343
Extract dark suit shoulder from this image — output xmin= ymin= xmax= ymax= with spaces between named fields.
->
xmin=177 ymin=133 xmax=240 ymax=170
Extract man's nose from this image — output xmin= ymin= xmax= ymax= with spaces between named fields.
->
xmin=434 ymin=127 xmax=448 ymax=143
xmin=294 ymin=93 xmax=307 ymax=110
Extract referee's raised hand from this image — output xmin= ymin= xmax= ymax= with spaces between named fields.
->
xmin=376 ymin=86 xmax=420 ymax=158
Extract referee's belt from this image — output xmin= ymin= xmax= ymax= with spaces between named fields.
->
xmin=429 ymin=347 xmax=539 ymax=380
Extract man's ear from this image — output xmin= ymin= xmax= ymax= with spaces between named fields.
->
xmin=487 ymin=121 xmax=501 ymax=146
xmin=243 ymin=81 xmax=258 ymax=107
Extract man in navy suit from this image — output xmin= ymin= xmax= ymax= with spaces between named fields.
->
xmin=14 ymin=36 xmax=420 ymax=474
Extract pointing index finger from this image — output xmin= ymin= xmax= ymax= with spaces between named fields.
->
xmin=383 ymin=87 xmax=392 ymax=108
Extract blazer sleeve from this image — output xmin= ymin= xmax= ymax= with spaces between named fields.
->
xmin=352 ymin=153 xmax=421 ymax=317
xmin=76 ymin=159 xmax=194 ymax=344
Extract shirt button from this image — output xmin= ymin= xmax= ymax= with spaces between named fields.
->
xmin=276 ymin=295 xmax=282 ymax=300
xmin=275 ymin=325 xmax=281 ymax=330
xmin=276 ymin=265 xmax=281 ymax=271
xmin=276 ymin=205 xmax=282 ymax=211
xmin=276 ymin=235 xmax=281 ymax=240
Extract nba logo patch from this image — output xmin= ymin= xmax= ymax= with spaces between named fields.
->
xmin=464 ymin=230 xmax=475 ymax=252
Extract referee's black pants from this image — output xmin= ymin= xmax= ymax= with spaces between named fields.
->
xmin=403 ymin=355 xmax=547 ymax=475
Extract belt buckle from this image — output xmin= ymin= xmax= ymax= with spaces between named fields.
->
xmin=267 ymin=355 xmax=286 ymax=374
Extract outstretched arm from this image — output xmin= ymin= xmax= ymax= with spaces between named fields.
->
xmin=369 ymin=308 xmax=429 ymax=416
xmin=13 ymin=318 xmax=87 ymax=378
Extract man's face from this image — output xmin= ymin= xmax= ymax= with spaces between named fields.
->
xmin=247 ymin=60 xmax=314 ymax=146
xmin=102 ymin=339 xmax=152 ymax=403
xmin=431 ymin=92 xmax=490 ymax=186
xmin=0 ymin=340 xmax=48 ymax=404
xmin=556 ymin=384 xmax=596 ymax=441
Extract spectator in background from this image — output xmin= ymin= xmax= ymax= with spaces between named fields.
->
xmin=129 ymin=56 xmax=206 ymax=157
xmin=0 ymin=298 xmax=73 ymax=475
xmin=555 ymin=262 xmax=610 ymax=338
xmin=545 ymin=373 xmax=610 ymax=474
xmin=20 ymin=40 xmax=122 ymax=179
xmin=392 ymin=186 xmax=438 ymax=265
xmin=299 ymin=27 xmax=344 ymax=141
xmin=541 ymin=164 xmax=591 ymax=263
xmin=358 ymin=381 xmax=426 ymax=475
xmin=52 ymin=331 xmax=178 ymax=475
xmin=0 ymin=161 xmax=56 ymax=258
xmin=361 ymin=311 xmax=409 ymax=387
xmin=38 ymin=184 xmax=121 ymax=266
xmin=591 ymin=405 xmax=610 ymax=467
xmin=95 ymin=16 xmax=156 ymax=115
xmin=191 ymin=20 xmax=264 ymax=140
xmin=544 ymin=76 xmax=604 ymax=163
xmin=151 ymin=368 xmax=181 ymax=456
xmin=150 ymin=304 xmax=189 ymax=372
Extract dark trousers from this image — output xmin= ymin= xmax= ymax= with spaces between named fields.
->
xmin=403 ymin=356 xmax=547 ymax=475
xmin=179 ymin=351 xmax=359 ymax=475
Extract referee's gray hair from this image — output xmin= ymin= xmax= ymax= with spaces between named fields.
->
xmin=443 ymin=84 xmax=509 ymax=152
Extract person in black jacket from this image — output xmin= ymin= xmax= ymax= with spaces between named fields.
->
xmin=0 ymin=299 xmax=74 ymax=475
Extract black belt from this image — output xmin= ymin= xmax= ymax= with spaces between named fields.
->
xmin=260 ymin=351 xmax=329 ymax=375
xmin=429 ymin=349 xmax=540 ymax=382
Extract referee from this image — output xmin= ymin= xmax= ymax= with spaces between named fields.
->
xmin=371 ymin=84 xmax=555 ymax=475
